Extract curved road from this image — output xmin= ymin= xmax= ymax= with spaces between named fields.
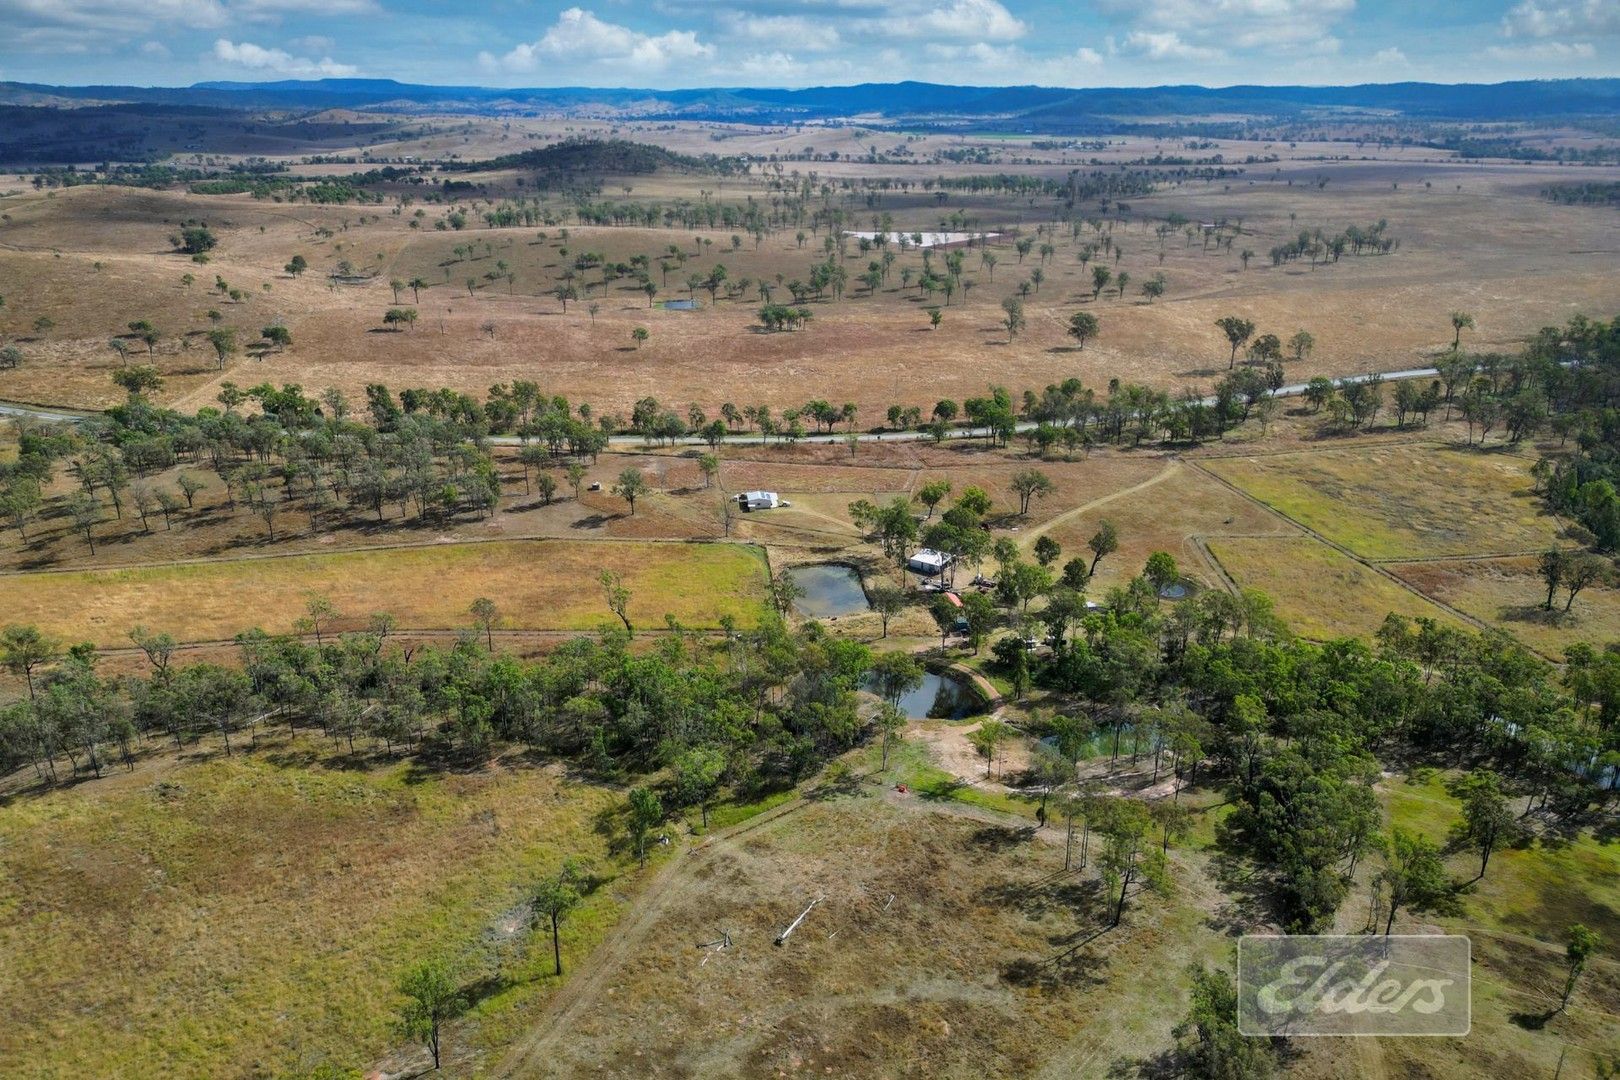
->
xmin=0 ymin=364 xmax=1443 ymax=447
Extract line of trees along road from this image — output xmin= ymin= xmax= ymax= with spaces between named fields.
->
xmin=0 ymin=351 xmax=1320 ymax=551
xmin=14 ymin=304 xmax=1610 ymax=559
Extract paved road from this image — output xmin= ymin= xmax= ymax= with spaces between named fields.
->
xmin=0 ymin=364 xmax=1443 ymax=448
xmin=0 ymin=400 xmax=89 ymax=423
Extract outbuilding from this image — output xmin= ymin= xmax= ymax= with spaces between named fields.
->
xmin=906 ymin=548 xmax=952 ymax=576
xmin=738 ymin=491 xmax=782 ymax=511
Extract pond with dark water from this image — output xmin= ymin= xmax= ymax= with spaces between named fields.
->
xmin=789 ymin=563 xmax=870 ymax=619
xmin=872 ymin=671 xmax=981 ymax=720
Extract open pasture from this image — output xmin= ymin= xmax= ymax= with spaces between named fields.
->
xmin=1389 ymin=555 xmax=1620 ymax=658
xmin=1035 ymin=460 xmax=1295 ymax=592
xmin=1385 ymin=772 xmax=1620 ymax=946
xmin=1366 ymin=772 xmax=1620 ymax=1079
xmin=719 ymin=458 xmax=916 ymax=496
xmin=0 ymin=538 xmax=767 ymax=646
xmin=0 ymin=740 xmax=627 ymax=1079
xmin=1206 ymin=535 xmax=1463 ymax=639
xmin=3 ymin=149 xmax=1618 ymax=420
xmin=1203 ymin=443 xmax=1564 ymax=560
xmin=0 ymin=443 xmax=724 ymax=574
xmin=496 ymin=786 xmax=1229 ymax=1080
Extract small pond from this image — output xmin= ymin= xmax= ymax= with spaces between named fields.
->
xmin=661 ymin=298 xmax=700 ymax=311
xmin=789 ymin=563 xmax=869 ymax=619
xmin=873 ymin=671 xmax=981 ymax=721
xmin=1158 ymin=582 xmax=1190 ymax=600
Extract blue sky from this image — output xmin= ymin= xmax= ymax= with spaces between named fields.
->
xmin=2 ymin=0 xmax=1617 ymax=88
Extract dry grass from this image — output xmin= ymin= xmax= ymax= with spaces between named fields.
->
xmin=1365 ymin=772 xmax=1620 ymax=1079
xmin=722 ymin=451 xmax=1168 ymax=529
xmin=719 ymin=459 xmax=915 ymax=495
xmin=1206 ymin=535 xmax=1463 ymax=640
xmin=0 ymin=448 xmax=729 ymax=573
xmin=1036 ymin=459 xmax=1296 ymax=592
xmin=505 ymin=784 xmax=1228 ymax=1079
xmin=4 ymin=152 xmax=1619 ymax=419
xmin=1389 ymin=555 xmax=1620 ymax=658
xmin=0 ymin=735 xmax=629 ymax=1079
xmin=0 ymin=538 xmax=767 ymax=645
xmin=1203 ymin=443 xmax=1563 ymax=560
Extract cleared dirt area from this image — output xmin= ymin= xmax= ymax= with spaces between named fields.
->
xmin=495 ymin=785 xmax=1228 ymax=1080
xmin=1203 ymin=442 xmax=1564 ymax=560
xmin=0 ymin=538 xmax=767 ymax=645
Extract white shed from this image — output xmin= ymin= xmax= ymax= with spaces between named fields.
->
xmin=738 ymin=491 xmax=782 ymax=511
xmin=907 ymin=548 xmax=952 ymax=576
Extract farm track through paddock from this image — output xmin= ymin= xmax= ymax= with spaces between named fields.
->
xmin=1189 ymin=459 xmax=1498 ymax=637
xmin=489 ymin=772 xmax=1228 ymax=1080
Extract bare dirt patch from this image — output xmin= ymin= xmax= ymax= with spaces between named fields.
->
xmin=496 ymin=789 xmax=1226 ymax=1079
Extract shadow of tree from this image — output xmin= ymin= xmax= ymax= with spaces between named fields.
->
xmin=1510 ymin=1007 xmax=1557 ymax=1030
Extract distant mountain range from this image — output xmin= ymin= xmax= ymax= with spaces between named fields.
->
xmin=2 ymin=78 xmax=1618 ymax=127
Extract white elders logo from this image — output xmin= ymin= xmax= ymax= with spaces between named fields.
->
xmin=1237 ymin=935 xmax=1471 ymax=1036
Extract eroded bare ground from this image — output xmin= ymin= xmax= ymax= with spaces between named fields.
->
xmin=489 ymin=778 xmax=1232 ymax=1080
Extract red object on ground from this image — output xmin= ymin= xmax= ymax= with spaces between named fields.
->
xmin=944 ymin=592 xmax=963 ymax=607
xmin=896 ymin=783 xmax=909 ymax=794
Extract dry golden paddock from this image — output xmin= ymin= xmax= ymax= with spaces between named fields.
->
xmin=2 ymin=125 xmax=1618 ymax=420
xmin=3 ymin=115 xmax=1620 ymax=1080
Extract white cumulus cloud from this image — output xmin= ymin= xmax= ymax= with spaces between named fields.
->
xmin=1 ymin=0 xmax=228 ymax=38
xmin=1483 ymin=39 xmax=1598 ymax=59
xmin=734 ymin=51 xmax=807 ymax=79
xmin=1502 ymin=0 xmax=1620 ymax=38
xmin=2 ymin=0 xmax=374 ymax=54
xmin=721 ymin=13 xmax=841 ymax=52
xmin=213 ymin=37 xmax=357 ymax=76
xmin=885 ymin=0 xmax=1026 ymax=41
xmin=1123 ymin=30 xmax=1223 ymax=61
xmin=484 ymin=7 xmax=714 ymax=73
xmin=230 ymin=0 xmax=377 ymax=18
xmin=1103 ymin=0 xmax=1353 ymax=55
